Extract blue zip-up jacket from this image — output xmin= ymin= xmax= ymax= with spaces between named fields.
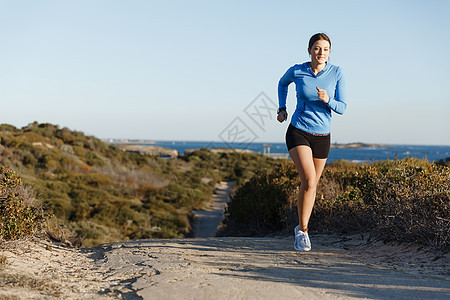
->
xmin=278 ymin=62 xmax=347 ymax=135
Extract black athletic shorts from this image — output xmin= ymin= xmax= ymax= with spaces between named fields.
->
xmin=285 ymin=123 xmax=331 ymax=159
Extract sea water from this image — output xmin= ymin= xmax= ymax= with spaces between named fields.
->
xmin=135 ymin=141 xmax=450 ymax=163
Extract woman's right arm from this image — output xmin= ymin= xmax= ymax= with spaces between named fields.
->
xmin=278 ymin=66 xmax=294 ymax=109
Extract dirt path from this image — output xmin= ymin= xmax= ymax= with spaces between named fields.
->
xmin=192 ymin=181 xmax=234 ymax=237
xmin=1 ymin=235 xmax=449 ymax=299
xmin=95 ymin=236 xmax=450 ymax=299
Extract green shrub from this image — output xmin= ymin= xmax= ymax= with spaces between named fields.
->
xmin=0 ymin=166 xmax=44 ymax=240
xmin=0 ymin=124 xmax=17 ymax=132
xmin=221 ymin=158 xmax=450 ymax=251
xmin=220 ymin=160 xmax=298 ymax=235
xmin=311 ymin=158 xmax=450 ymax=246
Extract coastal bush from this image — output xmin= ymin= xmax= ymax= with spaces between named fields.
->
xmin=220 ymin=160 xmax=298 ymax=235
xmin=182 ymin=148 xmax=277 ymax=186
xmin=0 ymin=123 xmax=193 ymax=245
xmin=0 ymin=124 xmax=17 ymax=132
xmin=0 ymin=166 xmax=45 ymax=240
xmin=0 ymin=122 xmax=280 ymax=246
xmin=436 ymin=157 xmax=450 ymax=168
xmin=221 ymin=158 xmax=450 ymax=251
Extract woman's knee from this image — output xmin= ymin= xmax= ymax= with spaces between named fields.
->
xmin=300 ymin=177 xmax=318 ymax=191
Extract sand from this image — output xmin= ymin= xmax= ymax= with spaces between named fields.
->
xmin=0 ymin=234 xmax=449 ymax=299
xmin=192 ymin=181 xmax=233 ymax=238
xmin=0 ymin=238 xmax=114 ymax=299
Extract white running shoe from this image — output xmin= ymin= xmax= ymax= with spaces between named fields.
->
xmin=294 ymin=225 xmax=311 ymax=251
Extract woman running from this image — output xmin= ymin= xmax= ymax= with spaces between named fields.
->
xmin=277 ymin=33 xmax=347 ymax=251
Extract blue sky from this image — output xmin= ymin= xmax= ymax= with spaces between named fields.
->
xmin=1 ymin=0 xmax=449 ymax=145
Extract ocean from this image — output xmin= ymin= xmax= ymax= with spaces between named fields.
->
xmin=130 ymin=140 xmax=450 ymax=163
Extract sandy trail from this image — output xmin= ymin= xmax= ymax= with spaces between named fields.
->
xmin=1 ymin=234 xmax=449 ymax=299
xmin=193 ymin=181 xmax=233 ymax=237
xmin=94 ymin=235 xmax=450 ymax=299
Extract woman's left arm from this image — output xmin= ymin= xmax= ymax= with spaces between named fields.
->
xmin=327 ymin=67 xmax=347 ymax=115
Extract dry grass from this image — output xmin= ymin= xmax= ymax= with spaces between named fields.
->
xmin=0 ymin=255 xmax=7 ymax=268
xmin=0 ymin=272 xmax=61 ymax=297
xmin=44 ymin=217 xmax=83 ymax=247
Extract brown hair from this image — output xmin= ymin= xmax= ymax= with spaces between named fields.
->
xmin=308 ymin=33 xmax=331 ymax=50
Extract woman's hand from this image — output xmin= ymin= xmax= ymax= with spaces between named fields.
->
xmin=277 ymin=110 xmax=287 ymax=123
xmin=316 ymin=86 xmax=330 ymax=104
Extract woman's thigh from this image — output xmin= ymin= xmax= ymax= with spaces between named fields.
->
xmin=288 ymin=145 xmax=317 ymax=183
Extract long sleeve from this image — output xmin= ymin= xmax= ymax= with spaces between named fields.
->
xmin=278 ymin=67 xmax=294 ymax=108
xmin=327 ymin=67 xmax=347 ymax=115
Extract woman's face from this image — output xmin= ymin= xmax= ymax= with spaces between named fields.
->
xmin=308 ymin=39 xmax=330 ymax=65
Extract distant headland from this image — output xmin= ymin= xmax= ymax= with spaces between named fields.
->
xmin=331 ymin=142 xmax=391 ymax=149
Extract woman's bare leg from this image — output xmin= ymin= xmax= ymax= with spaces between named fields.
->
xmin=288 ymin=146 xmax=327 ymax=232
